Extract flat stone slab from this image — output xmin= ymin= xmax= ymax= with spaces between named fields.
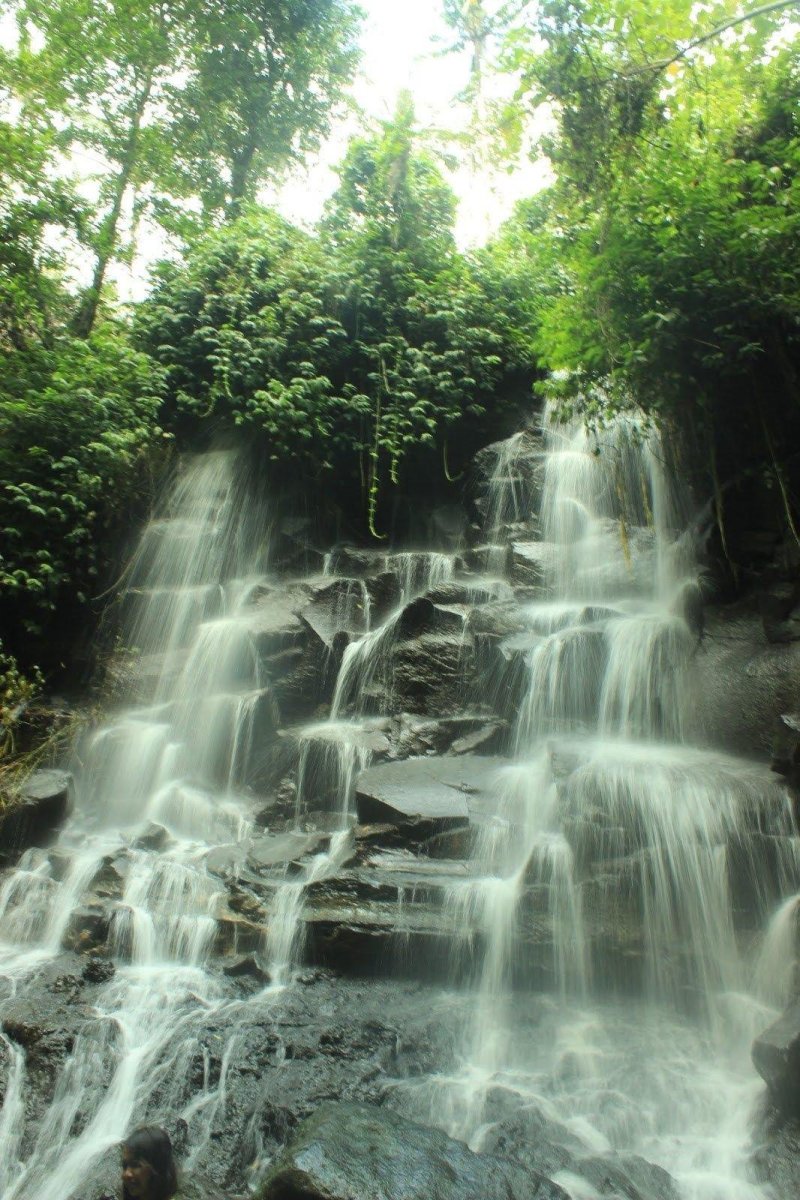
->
xmin=355 ymin=755 xmax=507 ymax=828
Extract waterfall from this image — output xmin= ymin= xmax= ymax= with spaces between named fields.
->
xmin=412 ymin=407 xmax=800 ymax=1198
xmin=0 ymin=417 xmax=797 ymax=1200
xmin=263 ymin=548 xmax=457 ymax=982
xmin=0 ymin=452 xmax=272 ymax=1198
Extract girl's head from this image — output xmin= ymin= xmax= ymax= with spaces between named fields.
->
xmin=121 ymin=1125 xmax=178 ymax=1200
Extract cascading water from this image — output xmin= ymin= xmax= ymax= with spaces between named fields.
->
xmin=407 ymin=407 xmax=800 ymax=1199
xmin=0 ymin=452 xmax=274 ymax=1199
xmin=0 ymin=414 xmax=797 ymax=1200
xmin=263 ymin=548 xmax=457 ymax=983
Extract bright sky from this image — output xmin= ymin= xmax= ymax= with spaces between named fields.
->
xmin=264 ymin=0 xmax=550 ymax=248
xmin=0 ymin=0 xmax=551 ymax=298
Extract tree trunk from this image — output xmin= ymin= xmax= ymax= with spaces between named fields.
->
xmin=226 ymin=139 xmax=257 ymax=221
xmin=73 ymin=71 xmax=153 ymax=338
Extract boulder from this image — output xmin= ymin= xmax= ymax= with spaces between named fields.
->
xmin=759 ymin=581 xmax=800 ymax=644
xmin=247 ymin=831 xmax=329 ymax=873
xmin=426 ymin=579 xmax=512 ymax=606
xmin=326 ymin=546 xmax=389 ymax=578
xmin=511 ymin=541 xmax=554 ymax=588
xmin=753 ymin=1001 xmax=800 ymax=1115
xmin=256 ymin=1101 xmax=569 ymax=1200
xmin=300 ymin=579 xmax=371 ymax=649
xmin=396 ymin=597 xmax=467 ymax=639
xmin=62 ymin=905 xmax=110 ymax=954
xmin=459 ymin=543 xmax=512 ymax=576
xmin=389 ymin=713 xmax=506 ymax=759
xmin=575 ymin=1153 xmax=680 ymax=1200
xmin=750 ymin=1113 xmax=800 ymax=1200
xmin=772 ymin=711 xmax=800 ymax=793
xmin=356 ymin=754 xmax=504 ymax=830
xmin=391 ymin=634 xmax=470 ymax=715
xmin=0 ymin=769 xmax=72 ymax=859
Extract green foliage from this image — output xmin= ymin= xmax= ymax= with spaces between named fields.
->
xmin=0 ymin=323 xmax=164 ymax=660
xmin=139 ymin=107 xmax=537 ymax=531
xmin=0 ymin=642 xmax=43 ymax=760
xmin=2 ymin=0 xmax=363 ymax=335
xmin=170 ymin=0 xmax=363 ymax=217
xmin=499 ymin=0 xmax=800 ymax=533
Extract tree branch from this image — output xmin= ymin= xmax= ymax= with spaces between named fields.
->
xmin=631 ymin=0 xmax=800 ymax=77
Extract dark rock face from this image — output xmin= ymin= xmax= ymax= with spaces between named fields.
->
xmin=575 ymin=1154 xmax=680 ymax=1200
xmin=0 ymin=769 xmax=72 ymax=860
xmin=257 ymin=1101 xmax=569 ymax=1200
xmin=772 ymin=712 xmax=800 ymax=795
xmin=753 ymin=1001 xmax=800 ymax=1116
xmin=750 ymin=1110 xmax=800 ymax=1200
xmin=390 ymin=634 xmax=469 ymax=715
xmin=687 ymin=602 xmax=800 ymax=756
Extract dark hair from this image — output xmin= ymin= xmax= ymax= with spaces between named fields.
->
xmin=122 ymin=1125 xmax=178 ymax=1200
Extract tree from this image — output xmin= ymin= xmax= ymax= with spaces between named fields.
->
xmin=497 ymin=0 xmax=800 ymax=571
xmin=0 ymin=321 xmax=165 ymax=666
xmin=162 ymin=0 xmax=363 ymax=219
xmin=4 ymin=0 xmax=363 ymax=337
xmin=138 ymin=105 xmax=537 ymax=535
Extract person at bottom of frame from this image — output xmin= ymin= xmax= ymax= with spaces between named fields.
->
xmin=122 ymin=1124 xmax=179 ymax=1200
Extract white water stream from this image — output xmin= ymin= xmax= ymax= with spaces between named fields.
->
xmin=0 ymin=453 xmax=274 ymax=1198
xmin=0 ymin=414 xmax=796 ymax=1199
xmin=406 ymin=409 xmax=800 ymax=1199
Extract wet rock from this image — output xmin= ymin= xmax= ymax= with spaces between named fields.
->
xmin=300 ymin=578 xmax=371 ymax=648
xmin=272 ymin=516 xmax=326 ymax=577
xmin=511 ymin=541 xmax=554 ymax=588
xmin=247 ymin=831 xmax=328 ymax=872
xmin=355 ymin=822 xmax=405 ymax=849
xmin=248 ymin=593 xmax=307 ymax=654
xmin=478 ymin=1096 xmax=581 ymax=1179
xmin=89 ymin=854 xmax=128 ymax=899
xmin=467 ymin=600 xmax=528 ymax=642
xmin=759 ymin=581 xmax=800 ymax=644
xmin=390 ymin=712 xmax=506 ymax=759
xmin=365 ymin=571 xmax=402 ymax=621
xmin=468 ymin=431 xmax=545 ymax=525
xmin=222 ymin=952 xmax=270 ymax=982
xmin=420 ymin=826 xmax=475 ymax=859
xmin=575 ymin=1153 xmax=680 ymax=1200
xmin=391 ymin=634 xmax=470 ymax=715
xmin=62 ymin=905 xmax=111 ymax=954
xmin=750 ymin=1111 xmax=800 ymax=1200
xmin=772 ymin=711 xmax=800 ymax=793
xmin=396 ymin=597 xmax=467 ymax=639
xmin=753 ymin=1001 xmax=800 ymax=1115
xmin=0 ymin=769 xmax=72 ymax=860
xmin=206 ymin=843 xmax=244 ymax=878
xmin=450 ymin=720 xmax=506 ymax=755
xmin=214 ymin=911 xmax=264 ymax=955
xmin=326 ymin=546 xmax=388 ymax=578
xmin=356 ymin=755 xmax=504 ymax=832
xmin=82 ymin=957 xmax=115 ymax=984
xmin=132 ymin=821 xmax=170 ymax=851
xmin=426 ymin=579 xmax=513 ymax=606
xmin=246 ymin=589 xmax=331 ymax=722
xmin=687 ymin=602 xmax=800 ymax=757
xmin=459 ymin=543 xmax=512 ymax=575
xmin=257 ymin=1101 xmax=569 ymax=1200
